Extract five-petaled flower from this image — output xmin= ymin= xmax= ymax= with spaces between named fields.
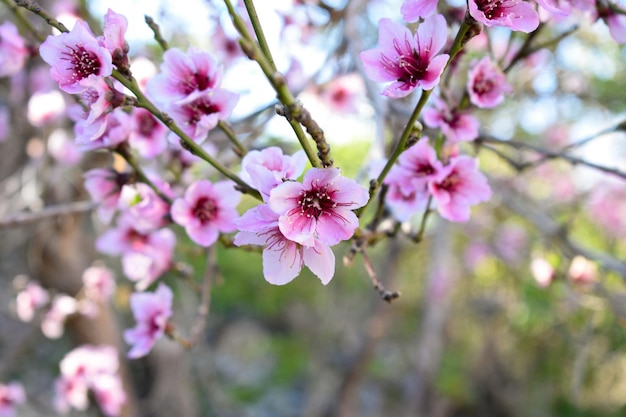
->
xmin=39 ymin=21 xmax=113 ymax=94
xmin=360 ymin=15 xmax=450 ymax=98
xmin=468 ymin=0 xmax=540 ymax=33
xmin=467 ymin=56 xmax=512 ymax=109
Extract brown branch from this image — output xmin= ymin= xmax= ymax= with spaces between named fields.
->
xmin=0 ymin=201 xmax=95 ymax=229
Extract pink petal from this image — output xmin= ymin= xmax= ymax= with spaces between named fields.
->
xmin=303 ymin=241 xmax=335 ymax=285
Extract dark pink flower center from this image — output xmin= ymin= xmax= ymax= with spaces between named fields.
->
xmin=126 ymin=229 xmax=149 ymax=251
xmin=183 ymin=96 xmax=220 ymax=124
xmin=381 ymin=37 xmax=427 ymax=88
xmin=193 ymin=197 xmax=218 ymax=223
xmin=61 ymin=45 xmax=102 ymax=82
xmin=474 ymin=0 xmax=515 ymax=20
xmin=296 ymin=185 xmax=337 ymax=220
xmin=138 ymin=112 xmax=159 ymax=137
xmin=438 ymin=171 xmax=461 ymax=191
xmin=472 ymin=72 xmax=495 ymax=95
xmin=183 ymin=72 xmax=212 ymax=95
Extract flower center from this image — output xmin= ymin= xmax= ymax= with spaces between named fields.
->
xmin=193 ymin=197 xmax=218 ymax=223
xmin=62 ymin=45 xmax=102 ymax=82
xmin=472 ymin=72 xmax=495 ymax=95
xmin=475 ymin=0 xmax=512 ymax=19
xmin=183 ymin=96 xmax=219 ymax=124
xmin=439 ymin=171 xmax=461 ymax=191
xmin=297 ymin=186 xmax=336 ymax=220
xmin=138 ymin=112 xmax=159 ymax=137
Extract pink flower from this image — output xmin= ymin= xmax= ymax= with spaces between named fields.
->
xmin=171 ymin=180 xmax=241 ymax=247
xmin=360 ymin=15 xmax=449 ymax=98
xmin=39 ymin=20 xmax=113 ymax=94
xmin=0 ymin=22 xmax=29 ymax=78
xmin=128 ymin=108 xmax=168 ymax=159
xmin=15 ymin=281 xmax=49 ymax=322
xmin=234 ymin=204 xmax=335 ymax=285
xmin=80 ymin=78 xmax=125 ymax=127
xmin=568 ymin=256 xmax=597 ymax=285
xmin=96 ymin=215 xmax=175 ymax=290
xmin=48 ymin=129 xmax=83 ymax=165
xmin=55 ymin=345 xmax=125 ymax=416
xmin=147 ymin=47 xmax=223 ymax=104
xmin=76 ymin=108 xmax=131 ymax=151
xmin=401 ymin=0 xmax=439 ymax=22
xmin=531 ymin=258 xmax=554 ymax=287
xmin=0 ymin=382 xmax=26 ymax=417
xmin=467 ymin=56 xmax=513 ymax=108
xmin=596 ymin=4 xmax=626 ymax=43
xmin=317 ymin=73 xmax=365 ymax=114
xmin=117 ymin=183 xmax=170 ymax=233
xmin=82 ymin=266 xmax=116 ymax=302
xmin=240 ymin=147 xmax=307 ymax=201
xmin=168 ymin=88 xmax=239 ymax=142
xmin=27 ymin=90 xmax=66 ymax=127
xmin=422 ymin=96 xmax=480 ymax=143
xmin=83 ymin=168 xmax=128 ymax=224
xmin=587 ymin=181 xmax=626 ymax=237
xmin=124 ymin=283 xmax=173 ymax=358
xmin=41 ymin=294 xmax=77 ymax=339
xmin=99 ymin=9 xmax=129 ymax=68
xmin=468 ymin=0 xmax=539 ymax=32
xmin=269 ymin=168 xmax=369 ymax=246
xmin=429 ymin=155 xmax=492 ymax=222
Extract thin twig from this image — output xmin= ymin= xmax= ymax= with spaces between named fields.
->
xmin=14 ymin=0 xmax=68 ymax=33
xmin=144 ymin=15 xmax=169 ymax=51
xmin=360 ymin=248 xmax=400 ymax=303
xmin=0 ymin=201 xmax=95 ymax=229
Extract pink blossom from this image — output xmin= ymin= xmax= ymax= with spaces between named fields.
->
xmin=117 ymin=183 xmax=170 ymax=233
xmin=531 ymin=258 xmax=554 ymax=287
xmin=41 ymin=294 xmax=77 ymax=339
xmin=386 ymin=138 xmax=443 ymax=197
xmin=587 ymin=181 xmax=626 ymax=237
xmin=234 ymin=204 xmax=335 ymax=285
xmin=401 ymin=0 xmax=439 ymax=22
xmin=568 ymin=256 xmax=597 ymax=285
xmin=55 ymin=345 xmax=125 ymax=416
xmin=15 ymin=281 xmax=49 ymax=322
xmin=317 ymin=73 xmax=365 ymax=114
xmin=240 ymin=147 xmax=307 ymax=201
xmin=0 ymin=22 xmax=29 ymax=78
xmin=128 ymin=108 xmax=168 ymax=159
xmin=76 ymin=109 xmax=131 ymax=151
xmin=360 ymin=15 xmax=450 ymax=98
xmin=82 ymin=265 xmax=116 ymax=302
xmin=99 ymin=9 xmax=129 ymax=69
xmin=596 ymin=4 xmax=626 ymax=43
xmin=467 ymin=56 xmax=512 ymax=109
xmin=269 ymin=168 xmax=369 ymax=246
xmin=468 ymin=0 xmax=539 ymax=32
xmin=39 ymin=20 xmax=113 ymax=94
xmin=168 ymin=88 xmax=239 ymax=142
xmin=80 ymin=78 xmax=125 ymax=127
xmin=171 ymin=180 xmax=241 ymax=247
xmin=83 ymin=168 xmax=128 ymax=224
xmin=96 ymin=216 xmax=175 ymax=290
xmin=0 ymin=382 xmax=26 ymax=417
xmin=124 ymin=283 xmax=173 ymax=358
xmin=147 ymin=47 xmax=223 ymax=104
xmin=422 ymin=96 xmax=480 ymax=143
xmin=384 ymin=182 xmax=429 ymax=222
xmin=429 ymin=155 xmax=492 ymax=222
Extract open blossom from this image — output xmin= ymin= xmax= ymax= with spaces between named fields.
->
xmin=234 ymin=204 xmax=335 ymax=285
xmin=41 ymin=294 xmax=77 ymax=339
xmin=0 ymin=382 xmax=26 ymax=417
xmin=0 ymin=22 xmax=29 ymax=78
xmin=360 ymin=15 xmax=450 ymax=98
xmin=117 ymin=183 xmax=170 ymax=233
xmin=124 ymin=283 xmax=173 ymax=358
xmin=401 ymin=0 xmax=439 ymax=21
xmin=468 ymin=0 xmax=540 ymax=32
xmin=128 ymin=108 xmax=168 ymax=159
xmin=240 ymin=147 xmax=307 ymax=201
xmin=317 ymin=73 xmax=365 ymax=114
xmin=467 ymin=56 xmax=512 ymax=108
xmin=168 ymin=88 xmax=239 ymax=142
xmin=171 ymin=180 xmax=240 ymax=247
xmin=269 ymin=168 xmax=369 ymax=246
xmin=82 ymin=265 xmax=116 ymax=302
xmin=429 ymin=155 xmax=492 ymax=222
xmin=76 ymin=108 xmax=131 ymax=151
xmin=55 ymin=345 xmax=125 ymax=416
xmin=422 ymin=96 xmax=480 ymax=143
xmin=39 ymin=20 xmax=113 ymax=94
xmin=147 ymin=47 xmax=223 ymax=104
xmin=83 ymin=168 xmax=128 ymax=224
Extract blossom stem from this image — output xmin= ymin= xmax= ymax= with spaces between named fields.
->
xmin=356 ymin=19 xmax=473 ymax=218
xmin=144 ymin=15 xmax=169 ymax=51
xmin=412 ymin=197 xmax=433 ymax=243
xmin=224 ymin=0 xmax=324 ymax=168
xmin=243 ymin=0 xmax=276 ymax=71
xmin=218 ymin=121 xmax=247 ymax=157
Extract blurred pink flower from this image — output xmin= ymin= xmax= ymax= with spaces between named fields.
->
xmin=76 ymin=108 xmax=131 ymax=151
xmin=0 ymin=382 xmax=26 ymax=417
xmin=0 ymin=22 xmax=29 ymax=78
xmin=360 ymin=15 xmax=450 ymax=98
xmin=531 ymin=258 xmax=554 ymax=287
xmin=128 ymin=108 xmax=168 ymax=159
xmin=83 ymin=168 xmax=128 ymax=224
xmin=124 ymin=283 xmax=173 ymax=358
xmin=39 ymin=20 xmax=112 ymax=94
xmin=41 ymin=294 xmax=77 ymax=339
xmin=468 ymin=0 xmax=539 ymax=32
xmin=234 ymin=204 xmax=335 ymax=285
xmin=15 ymin=281 xmax=49 ymax=322
xmin=117 ymin=183 xmax=170 ymax=233
xmin=317 ymin=74 xmax=365 ymax=114
xmin=467 ymin=56 xmax=512 ymax=108
xmin=27 ymin=90 xmax=66 ymax=127
xmin=47 ymin=129 xmax=83 ymax=165
xmin=269 ymin=168 xmax=368 ymax=246
xmin=429 ymin=155 xmax=492 ymax=222
xmin=171 ymin=179 xmax=240 ymax=247
xmin=401 ymin=0 xmax=438 ymax=21
xmin=568 ymin=255 xmax=597 ymax=285
xmin=82 ymin=265 xmax=116 ymax=302
xmin=587 ymin=182 xmax=626 ymax=237
xmin=240 ymin=147 xmax=307 ymax=201
xmin=422 ymin=96 xmax=480 ymax=143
